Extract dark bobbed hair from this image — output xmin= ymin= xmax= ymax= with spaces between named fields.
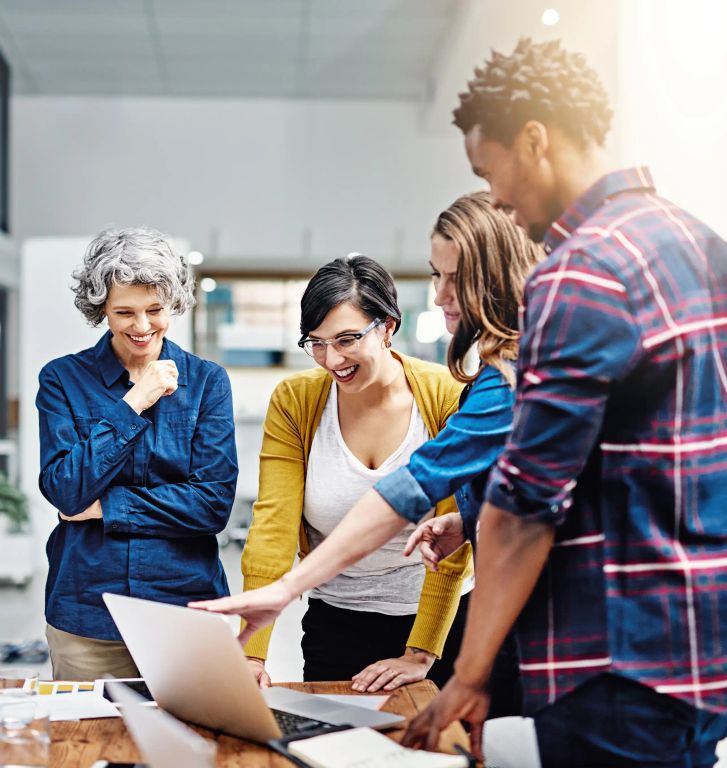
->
xmin=453 ymin=37 xmax=612 ymax=148
xmin=299 ymin=255 xmax=402 ymax=340
xmin=433 ymin=192 xmax=543 ymax=385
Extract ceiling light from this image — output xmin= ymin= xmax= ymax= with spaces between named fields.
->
xmin=542 ymin=8 xmax=560 ymax=25
xmin=200 ymin=277 xmax=217 ymax=293
xmin=188 ymin=250 xmax=204 ymax=266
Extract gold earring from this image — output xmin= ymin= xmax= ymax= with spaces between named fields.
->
xmin=385 ymin=340 xmax=392 ymax=349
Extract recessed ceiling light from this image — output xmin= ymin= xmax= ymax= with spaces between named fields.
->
xmin=542 ymin=8 xmax=560 ymax=25
xmin=188 ymin=250 xmax=204 ymax=266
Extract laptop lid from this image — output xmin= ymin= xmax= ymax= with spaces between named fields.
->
xmin=103 ymin=593 xmax=404 ymax=739
xmin=103 ymin=592 xmax=282 ymax=742
xmin=106 ymin=680 xmax=216 ymax=768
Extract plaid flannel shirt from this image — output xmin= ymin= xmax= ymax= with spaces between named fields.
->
xmin=486 ymin=167 xmax=727 ymax=714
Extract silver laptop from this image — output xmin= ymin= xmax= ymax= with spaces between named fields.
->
xmin=104 ymin=680 xmax=216 ymax=768
xmin=102 ymin=593 xmax=404 ymax=742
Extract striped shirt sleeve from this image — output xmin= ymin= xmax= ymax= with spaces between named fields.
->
xmin=486 ymin=248 xmax=642 ymax=523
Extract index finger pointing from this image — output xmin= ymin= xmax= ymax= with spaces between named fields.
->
xmin=404 ymin=527 xmax=425 ymax=557
xmin=401 ymin=711 xmax=430 ymax=749
xmin=469 ymin=718 xmax=485 ymax=763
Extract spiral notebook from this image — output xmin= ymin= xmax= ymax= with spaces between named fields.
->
xmin=284 ymin=727 xmax=473 ymax=768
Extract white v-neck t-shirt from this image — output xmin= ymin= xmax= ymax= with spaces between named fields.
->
xmin=303 ymin=382 xmax=431 ymax=614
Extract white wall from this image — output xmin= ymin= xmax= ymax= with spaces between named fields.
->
xmin=11 ymin=98 xmax=474 ymax=273
xmin=615 ymin=0 xmax=727 ymax=239
xmin=19 ymin=237 xmax=191 ymax=555
xmin=11 ymin=3 xmax=727 ymax=262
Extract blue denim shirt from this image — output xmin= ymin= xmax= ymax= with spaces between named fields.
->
xmin=37 ymin=331 xmax=238 ymax=640
xmin=374 ymin=364 xmax=514 ymax=543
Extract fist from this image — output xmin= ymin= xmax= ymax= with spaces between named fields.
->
xmin=124 ymin=360 xmax=178 ymax=413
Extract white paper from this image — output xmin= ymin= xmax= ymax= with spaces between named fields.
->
xmin=39 ymin=693 xmax=120 ymax=722
xmin=314 ymin=694 xmax=389 ymax=711
xmin=483 ymin=716 xmax=541 ymax=768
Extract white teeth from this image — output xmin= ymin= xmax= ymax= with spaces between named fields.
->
xmin=334 ymin=365 xmax=356 ymax=378
xmin=130 ymin=333 xmax=153 ymax=342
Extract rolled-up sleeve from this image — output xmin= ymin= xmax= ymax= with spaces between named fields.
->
xmin=375 ymin=368 xmax=515 ymax=524
xmin=486 ymin=248 xmax=642 ymax=523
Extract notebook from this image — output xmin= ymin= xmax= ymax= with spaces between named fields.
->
xmin=286 ymin=727 xmax=471 ymax=768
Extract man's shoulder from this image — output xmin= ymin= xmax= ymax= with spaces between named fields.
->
xmin=575 ymin=191 xmax=719 ymax=257
xmin=537 ymin=192 xmax=697 ymax=280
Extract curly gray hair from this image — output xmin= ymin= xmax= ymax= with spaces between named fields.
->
xmin=71 ymin=227 xmax=196 ymax=326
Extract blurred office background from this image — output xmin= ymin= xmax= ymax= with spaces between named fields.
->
xmin=0 ymin=0 xmax=725 ymax=680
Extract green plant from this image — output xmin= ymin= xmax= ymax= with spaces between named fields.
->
xmin=0 ymin=473 xmax=29 ymax=533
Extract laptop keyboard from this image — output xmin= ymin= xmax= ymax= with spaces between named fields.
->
xmin=271 ymin=708 xmax=331 ymax=735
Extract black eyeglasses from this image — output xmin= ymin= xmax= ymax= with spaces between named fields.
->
xmin=298 ymin=319 xmax=383 ymax=358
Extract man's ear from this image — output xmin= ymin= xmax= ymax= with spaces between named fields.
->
xmin=519 ymin=120 xmax=549 ymax=160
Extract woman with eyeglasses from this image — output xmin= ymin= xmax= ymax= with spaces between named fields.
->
xmin=235 ymin=254 xmax=473 ymax=690
xmin=194 ymin=193 xmax=543 ymax=710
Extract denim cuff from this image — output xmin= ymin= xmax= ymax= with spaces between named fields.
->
xmin=102 ymin=486 xmax=132 ymax=534
xmin=105 ymin=399 xmax=149 ymax=443
xmin=374 ymin=466 xmax=434 ymax=524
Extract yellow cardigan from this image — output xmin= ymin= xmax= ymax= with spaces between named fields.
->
xmin=241 ymin=350 xmax=473 ymax=660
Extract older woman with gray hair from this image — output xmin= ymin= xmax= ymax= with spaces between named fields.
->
xmin=36 ymin=227 xmax=238 ymax=680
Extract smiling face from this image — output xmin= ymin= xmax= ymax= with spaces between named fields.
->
xmin=307 ymin=301 xmax=391 ymax=392
xmin=105 ymin=283 xmax=170 ymax=363
xmin=464 ymin=123 xmax=558 ymax=243
xmin=430 ymin=233 xmax=461 ymax=335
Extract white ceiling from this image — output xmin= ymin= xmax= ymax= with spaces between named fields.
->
xmin=0 ymin=0 xmax=462 ymax=99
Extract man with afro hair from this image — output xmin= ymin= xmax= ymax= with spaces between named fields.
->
xmin=404 ymin=37 xmax=727 ymax=767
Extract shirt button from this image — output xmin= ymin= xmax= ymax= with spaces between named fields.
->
xmin=112 ymin=523 xmax=118 ymax=529
xmin=550 ymin=504 xmax=559 ymax=513
xmin=131 ymin=424 xmax=136 ymax=430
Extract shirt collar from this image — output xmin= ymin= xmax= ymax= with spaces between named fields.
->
xmin=543 ymin=166 xmax=655 ymax=254
xmin=94 ymin=330 xmax=126 ymax=386
xmin=94 ymin=330 xmax=188 ymax=387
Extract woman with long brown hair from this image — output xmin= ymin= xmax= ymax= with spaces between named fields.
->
xmin=191 ymin=191 xmax=541 ymax=712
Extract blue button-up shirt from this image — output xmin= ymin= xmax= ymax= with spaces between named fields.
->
xmin=37 ymin=331 xmax=238 ymax=640
xmin=374 ymin=364 xmax=514 ymax=539
xmin=486 ymin=168 xmax=727 ymax=713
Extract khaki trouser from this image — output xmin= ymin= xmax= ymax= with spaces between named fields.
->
xmin=46 ymin=624 xmax=140 ymax=681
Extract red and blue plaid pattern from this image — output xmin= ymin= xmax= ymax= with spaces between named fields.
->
xmin=486 ymin=167 xmax=727 ymax=714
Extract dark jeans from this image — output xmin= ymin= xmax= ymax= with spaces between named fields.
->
xmin=301 ymin=594 xmax=469 ymax=690
xmin=534 ymin=673 xmax=727 ymax=768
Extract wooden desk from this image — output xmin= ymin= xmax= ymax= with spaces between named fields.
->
xmin=49 ymin=680 xmax=469 ymax=767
